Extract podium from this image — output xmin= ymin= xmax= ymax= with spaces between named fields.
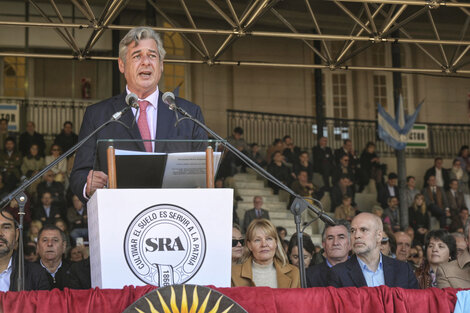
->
xmin=87 ymin=139 xmax=233 ymax=288
xmin=88 ymin=188 xmax=233 ymax=288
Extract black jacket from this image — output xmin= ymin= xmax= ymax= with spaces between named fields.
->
xmin=328 ymin=254 xmax=419 ymax=289
xmin=9 ymin=252 xmax=50 ymax=291
xmin=306 ymin=261 xmax=330 ymax=287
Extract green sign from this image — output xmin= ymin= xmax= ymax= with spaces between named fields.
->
xmin=407 ymin=124 xmax=428 ymax=149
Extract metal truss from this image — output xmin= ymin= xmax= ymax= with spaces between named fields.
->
xmin=2 ymin=0 xmax=470 ymax=76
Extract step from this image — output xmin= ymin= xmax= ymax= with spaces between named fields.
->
xmin=355 ymin=192 xmax=380 ymax=212
xmin=237 ymin=202 xmax=287 ymax=211
xmin=233 ymin=173 xmax=258 ymax=182
xmin=235 ymin=181 xmax=265 ymax=189
xmin=237 ymin=188 xmax=273 ymax=196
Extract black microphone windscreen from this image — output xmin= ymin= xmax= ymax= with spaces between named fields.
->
xmin=125 ymin=93 xmax=139 ymax=108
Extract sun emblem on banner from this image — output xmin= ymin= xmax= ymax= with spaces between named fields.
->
xmin=124 ymin=285 xmax=247 ymax=313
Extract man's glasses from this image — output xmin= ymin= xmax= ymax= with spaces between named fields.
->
xmin=232 ymin=239 xmax=244 ymax=247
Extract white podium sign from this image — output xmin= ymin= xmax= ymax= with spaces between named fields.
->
xmin=88 ymin=188 xmax=233 ymax=289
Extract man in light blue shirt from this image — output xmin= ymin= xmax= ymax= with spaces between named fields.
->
xmin=329 ymin=212 xmax=419 ymax=289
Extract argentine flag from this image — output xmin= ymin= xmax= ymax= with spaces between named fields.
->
xmin=377 ymin=97 xmax=423 ymax=150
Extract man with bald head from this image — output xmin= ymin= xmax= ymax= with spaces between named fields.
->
xmin=328 ymin=213 xmax=419 ymax=288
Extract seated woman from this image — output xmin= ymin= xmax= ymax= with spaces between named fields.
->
xmin=414 ymin=229 xmax=456 ymax=288
xmin=45 ymin=144 xmax=68 ymax=185
xmin=231 ymin=219 xmax=300 ymax=288
xmin=287 ymin=232 xmax=315 ymax=269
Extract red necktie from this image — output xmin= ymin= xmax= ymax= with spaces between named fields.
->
xmin=137 ymin=100 xmax=152 ymax=152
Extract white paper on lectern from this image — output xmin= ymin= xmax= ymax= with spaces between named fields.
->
xmin=114 ymin=149 xmax=221 ymax=188
xmin=88 ymin=188 xmax=233 ymax=289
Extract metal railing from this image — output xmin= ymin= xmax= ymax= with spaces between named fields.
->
xmin=227 ymin=109 xmax=470 ymax=158
xmin=0 ymin=96 xmax=95 ymax=141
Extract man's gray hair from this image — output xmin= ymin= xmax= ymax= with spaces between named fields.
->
xmin=321 ymin=219 xmax=351 ymax=242
xmin=119 ymin=27 xmax=166 ymax=64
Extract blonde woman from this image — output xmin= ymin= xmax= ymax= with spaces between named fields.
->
xmin=231 ymin=219 xmax=300 ymax=288
xmin=408 ymin=193 xmax=430 ymax=246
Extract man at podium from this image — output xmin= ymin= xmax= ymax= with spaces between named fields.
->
xmin=70 ymin=27 xmax=207 ymax=202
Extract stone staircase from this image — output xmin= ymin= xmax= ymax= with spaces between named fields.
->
xmin=233 ymin=171 xmax=323 ymax=245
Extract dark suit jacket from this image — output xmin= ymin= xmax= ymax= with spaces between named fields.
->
xmin=424 ymin=167 xmax=450 ymax=188
xmin=70 ymin=92 xmax=207 ymax=202
xmin=377 ymin=183 xmax=399 ymax=209
xmin=243 ymin=208 xmax=270 ymax=232
xmin=32 ymin=205 xmax=62 ymax=225
xmin=306 ymin=260 xmax=330 ymax=287
xmin=329 ymin=254 xmax=419 ymax=289
xmin=9 ymin=253 xmax=50 ymax=291
xmin=446 ymin=189 xmax=467 ymax=213
xmin=312 ymin=146 xmax=334 ymax=175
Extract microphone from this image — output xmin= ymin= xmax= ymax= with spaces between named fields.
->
xmin=162 ymin=92 xmax=176 ymax=110
xmin=126 ymin=93 xmax=139 ymax=108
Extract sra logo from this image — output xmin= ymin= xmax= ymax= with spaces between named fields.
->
xmin=124 ymin=204 xmax=206 ymax=286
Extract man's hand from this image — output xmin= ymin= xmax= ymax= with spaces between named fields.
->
xmin=86 ymin=170 xmax=108 ymax=197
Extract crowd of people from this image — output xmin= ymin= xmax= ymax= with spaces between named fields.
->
xmin=0 ymin=119 xmax=89 ymax=291
xmin=227 ymin=126 xmax=470 ymax=289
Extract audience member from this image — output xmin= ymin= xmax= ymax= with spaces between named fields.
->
xmin=66 ymin=195 xmax=88 ymax=244
xmin=306 ymin=220 xmax=351 ymax=287
xmin=424 ymin=157 xmax=449 ymax=189
xmin=247 ymin=143 xmax=266 ymax=168
xmin=371 ymin=205 xmax=383 ymax=219
xmin=290 ymin=170 xmax=315 ymax=199
xmin=267 ymin=151 xmax=292 ymax=194
xmin=232 ymin=224 xmax=244 ymax=265
xmin=53 ymin=121 xmax=78 ymax=154
xmin=422 ymin=175 xmax=448 ymax=228
xmin=330 ymin=175 xmax=355 ymax=212
xmin=446 ymin=179 xmax=467 ymax=219
xmin=276 ymin=226 xmax=287 ymax=242
xmin=18 ymin=121 xmax=45 ymax=157
xmin=329 ymin=213 xmax=418 ymax=288
xmin=292 ymin=151 xmax=313 ymax=181
xmin=449 ymin=159 xmax=470 ymax=195
xmin=287 ymin=233 xmax=315 ymax=269
xmin=312 ymin=136 xmax=334 ymax=189
xmin=408 ymin=193 xmax=430 ymax=246
xmin=394 ymin=231 xmax=412 ymax=262
xmin=377 ymin=173 xmax=399 ymax=209
xmin=332 ymin=154 xmax=355 ymax=186
xmin=27 ymin=220 xmax=42 ymax=243
xmin=0 ymin=211 xmax=49 ymax=291
xmin=32 ymin=191 xmax=62 ymax=225
xmin=437 ymin=219 xmax=470 ymax=288
xmin=67 ymin=245 xmax=88 ymax=263
xmin=383 ymin=196 xmax=400 ymax=232
xmin=408 ymin=245 xmax=424 ymax=269
xmin=266 ymin=139 xmax=284 ymax=165
xmin=451 ymin=232 xmax=467 ymax=258
xmin=380 ymin=229 xmax=396 ymax=258
xmin=231 ymin=219 xmax=300 ymax=288
xmin=243 ymin=196 xmax=270 ymax=233
xmin=334 ymin=195 xmax=356 ymax=222
xmin=403 ymin=176 xmax=420 ymax=210
xmin=334 ymin=139 xmax=357 ymax=168
xmin=0 ymin=137 xmax=22 ymax=188
xmin=357 ymin=142 xmax=384 ymax=191
xmin=282 ymin=135 xmax=301 ymax=167
xmin=45 ymin=144 xmax=67 ymax=184
xmin=37 ymin=225 xmax=72 ymax=290
xmin=36 ymin=170 xmax=66 ymax=209
xmin=450 ymin=207 xmax=469 ymax=233
xmin=24 ymin=242 xmax=39 ymax=263
xmin=55 ymin=218 xmax=72 ymax=252
xmin=21 ymin=144 xmax=45 ymax=179
xmin=456 ymin=145 xmax=470 ymax=173
xmin=415 ymin=230 xmax=456 ymax=288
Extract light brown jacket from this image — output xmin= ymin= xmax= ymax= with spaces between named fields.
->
xmin=231 ymin=256 xmax=300 ymax=288
xmin=436 ymin=249 xmax=470 ymax=288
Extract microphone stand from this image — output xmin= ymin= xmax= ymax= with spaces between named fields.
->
xmin=0 ymin=104 xmax=133 ymax=291
xmin=169 ymin=101 xmax=335 ymax=288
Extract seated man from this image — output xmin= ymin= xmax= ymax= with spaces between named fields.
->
xmin=306 ymin=220 xmax=351 ymax=287
xmin=437 ymin=219 xmax=470 ymax=288
xmin=329 ymin=212 xmax=419 ymax=288
xmin=242 ymin=196 xmax=270 ymax=233
xmin=0 ymin=211 xmax=49 ymax=291
xmin=37 ymin=225 xmax=72 ymax=290
xmin=377 ymin=173 xmax=399 ymax=209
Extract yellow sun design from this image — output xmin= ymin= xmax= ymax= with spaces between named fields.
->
xmin=134 ymin=286 xmax=234 ymax=313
